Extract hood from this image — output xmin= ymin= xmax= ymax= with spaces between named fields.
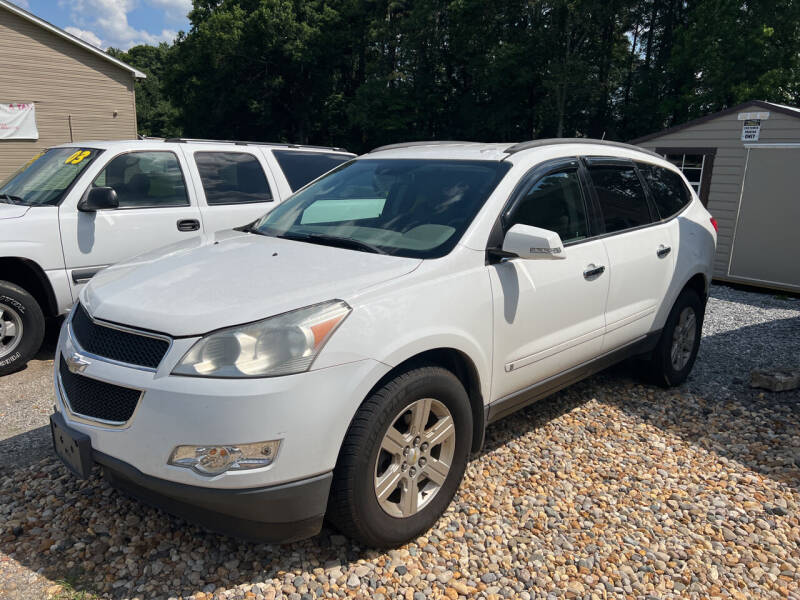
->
xmin=83 ymin=229 xmax=421 ymax=336
xmin=0 ymin=205 xmax=30 ymax=220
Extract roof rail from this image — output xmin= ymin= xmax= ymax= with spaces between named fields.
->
xmin=369 ymin=140 xmax=477 ymax=153
xmin=163 ymin=138 xmax=350 ymax=153
xmin=505 ymin=138 xmax=662 ymax=159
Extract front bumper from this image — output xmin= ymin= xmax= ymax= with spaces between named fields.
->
xmin=51 ymin=313 xmax=392 ymax=540
xmin=50 ymin=411 xmax=331 ymax=542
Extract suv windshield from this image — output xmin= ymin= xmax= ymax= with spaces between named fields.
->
xmin=253 ymin=159 xmax=511 ymax=258
xmin=0 ymin=147 xmax=102 ymax=206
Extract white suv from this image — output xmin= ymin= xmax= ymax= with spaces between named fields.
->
xmin=50 ymin=139 xmax=716 ymax=547
xmin=0 ymin=138 xmax=354 ymax=375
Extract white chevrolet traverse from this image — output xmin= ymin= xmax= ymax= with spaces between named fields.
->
xmin=50 ymin=139 xmax=716 ymax=547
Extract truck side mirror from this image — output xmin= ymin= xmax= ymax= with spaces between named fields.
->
xmin=78 ymin=187 xmax=119 ymax=212
xmin=502 ymin=223 xmax=566 ymax=259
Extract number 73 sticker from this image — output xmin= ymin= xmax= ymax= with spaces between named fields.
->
xmin=64 ymin=150 xmax=92 ymax=164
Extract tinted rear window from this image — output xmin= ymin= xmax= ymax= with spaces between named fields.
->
xmin=639 ymin=163 xmax=692 ymax=219
xmin=587 ymin=164 xmax=652 ymax=233
xmin=194 ymin=152 xmax=273 ymax=205
xmin=272 ymin=150 xmax=353 ymax=191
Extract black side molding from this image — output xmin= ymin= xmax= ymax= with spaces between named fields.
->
xmin=486 ymin=331 xmax=661 ymax=424
xmin=71 ymin=267 xmax=103 ymax=284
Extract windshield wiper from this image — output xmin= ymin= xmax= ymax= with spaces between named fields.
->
xmin=279 ymin=232 xmax=387 ymax=254
xmin=234 ymin=220 xmax=258 ymax=233
xmin=0 ymin=193 xmax=25 ymax=205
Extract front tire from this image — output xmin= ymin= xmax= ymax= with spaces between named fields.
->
xmin=0 ymin=281 xmax=45 ymax=376
xmin=328 ymin=366 xmax=472 ymax=547
xmin=646 ymin=288 xmax=704 ymax=387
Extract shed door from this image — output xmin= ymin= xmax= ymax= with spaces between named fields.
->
xmin=729 ymin=147 xmax=800 ymax=290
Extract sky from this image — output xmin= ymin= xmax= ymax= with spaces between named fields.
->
xmin=8 ymin=0 xmax=191 ymax=50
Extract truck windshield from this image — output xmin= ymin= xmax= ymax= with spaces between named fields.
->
xmin=253 ymin=159 xmax=511 ymax=259
xmin=0 ymin=147 xmax=102 ymax=206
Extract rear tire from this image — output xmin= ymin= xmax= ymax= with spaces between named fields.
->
xmin=645 ymin=288 xmax=704 ymax=387
xmin=0 ymin=281 xmax=45 ymax=376
xmin=328 ymin=366 xmax=472 ymax=547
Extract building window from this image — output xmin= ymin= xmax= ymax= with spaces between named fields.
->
xmin=655 ymin=147 xmax=716 ymax=207
xmin=664 ymin=154 xmax=704 ymax=194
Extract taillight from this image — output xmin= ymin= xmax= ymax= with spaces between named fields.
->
xmin=710 ymin=216 xmax=718 ymax=232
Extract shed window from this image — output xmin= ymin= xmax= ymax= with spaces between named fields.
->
xmin=664 ymin=153 xmax=705 ymax=194
xmin=657 ymin=147 xmax=716 ymax=207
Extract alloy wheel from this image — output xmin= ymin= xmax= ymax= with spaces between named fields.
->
xmin=373 ymin=397 xmax=456 ymax=518
xmin=0 ymin=302 xmax=23 ymax=360
xmin=670 ymin=306 xmax=696 ymax=371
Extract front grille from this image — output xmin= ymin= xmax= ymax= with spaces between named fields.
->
xmin=59 ymin=357 xmax=141 ymax=423
xmin=71 ymin=303 xmax=170 ymax=369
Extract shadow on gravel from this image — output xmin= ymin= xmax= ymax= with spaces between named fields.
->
xmin=0 ymin=425 xmax=52 ymax=476
xmin=35 ymin=317 xmax=63 ymax=361
xmin=599 ymin=315 xmax=800 ymax=491
xmin=1 ymin=312 xmax=798 ymax=599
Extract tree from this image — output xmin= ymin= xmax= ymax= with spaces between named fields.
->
xmin=108 ymin=44 xmax=182 ymax=138
xmin=112 ymin=0 xmax=800 ymax=149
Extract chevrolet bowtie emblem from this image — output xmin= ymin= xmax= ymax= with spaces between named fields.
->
xmin=65 ymin=351 xmax=90 ymax=374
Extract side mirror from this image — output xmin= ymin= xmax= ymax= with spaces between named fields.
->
xmin=502 ymin=223 xmax=566 ymax=259
xmin=78 ymin=187 xmax=118 ymax=212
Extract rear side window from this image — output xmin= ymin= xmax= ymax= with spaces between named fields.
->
xmin=508 ymin=169 xmax=589 ymax=243
xmin=272 ymin=150 xmax=352 ymax=191
xmin=93 ymin=151 xmax=188 ymax=208
xmin=194 ymin=152 xmax=272 ymax=205
xmin=587 ymin=164 xmax=652 ymax=233
xmin=639 ymin=163 xmax=692 ymax=219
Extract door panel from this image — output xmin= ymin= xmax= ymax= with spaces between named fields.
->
xmin=729 ymin=147 xmax=800 ymax=289
xmin=489 ymin=163 xmax=608 ymax=402
xmin=601 ymin=222 xmax=673 ymax=349
xmin=181 ymin=146 xmax=281 ymax=232
xmin=59 ymin=149 xmax=204 ymax=297
xmin=584 ymin=159 xmax=674 ymax=350
xmin=489 ymin=240 xmax=609 ymax=401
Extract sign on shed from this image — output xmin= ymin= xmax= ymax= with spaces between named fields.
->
xmin=0 ymin=102 xmax=39 ymax=140
xmin=738 ymin=111 xmax=769 ymax=142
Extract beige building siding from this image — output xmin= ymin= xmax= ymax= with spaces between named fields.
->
xmin=0 ymin=7 xmax=137 ymax=180
xmin=635 ymin=103 xmax=800 ymax=281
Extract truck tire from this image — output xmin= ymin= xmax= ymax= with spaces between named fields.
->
xmin=0 ymin=280 xmax=45 ymax=376
xmin=328 ymin=366 xmax=472 ymax=547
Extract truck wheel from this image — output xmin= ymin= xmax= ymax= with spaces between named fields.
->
xmin=0 ymin=281 xmax=45 ymax=376
xmin=646 ymin=288 xmax=704 ymax=387
xmin=328 ymin=366 xmax=472 ymax=547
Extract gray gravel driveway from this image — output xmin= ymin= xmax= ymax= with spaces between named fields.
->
xmin=0 ymin=285 xmax=798 ymax=600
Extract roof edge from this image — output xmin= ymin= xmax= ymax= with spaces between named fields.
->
xmin=0 ymin=0 xmax=146 ymax=78
xmin=629 ymin=100 xmax=800 ymax=144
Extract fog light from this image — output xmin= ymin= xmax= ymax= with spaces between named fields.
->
xmin=168 ymin=440 xmax=281 ymax=475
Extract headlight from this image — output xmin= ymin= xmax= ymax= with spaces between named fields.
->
xmin=172 ymin=300 xmax=351 ymax=378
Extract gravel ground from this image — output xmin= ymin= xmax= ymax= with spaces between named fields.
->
xmin=0 ymin=318 xmax=60 ymax=476
xmin=0 ymin=284 xmax=798 ymax=600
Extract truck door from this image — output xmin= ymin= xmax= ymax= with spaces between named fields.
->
xmin=59 ymin=147 xmax=204 ymax=297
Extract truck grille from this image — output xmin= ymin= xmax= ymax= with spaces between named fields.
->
xmin=71 ymin=303 xmax=170 ymax=369
xmin=59 ymin=357 xmax=141 ymax=424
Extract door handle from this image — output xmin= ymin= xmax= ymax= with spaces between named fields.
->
xmin=583 ymin=265 xmax=605 ymax=279
xmin=657 ymin=245 xmax=671 ymax=258
xmin=177 ymin=219 xmax=200 ymax=232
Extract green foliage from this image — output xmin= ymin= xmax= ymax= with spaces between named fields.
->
xmin=109 ymin=0 xmax=800 ymax=149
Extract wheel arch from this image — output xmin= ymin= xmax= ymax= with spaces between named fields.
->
xmin=683 ymin=271 xmax=708 ymax=304
xmin=362 ymin=347 xmax=486 ymax=454
xmin=0 ymin=257 xmax=58 ymax=317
